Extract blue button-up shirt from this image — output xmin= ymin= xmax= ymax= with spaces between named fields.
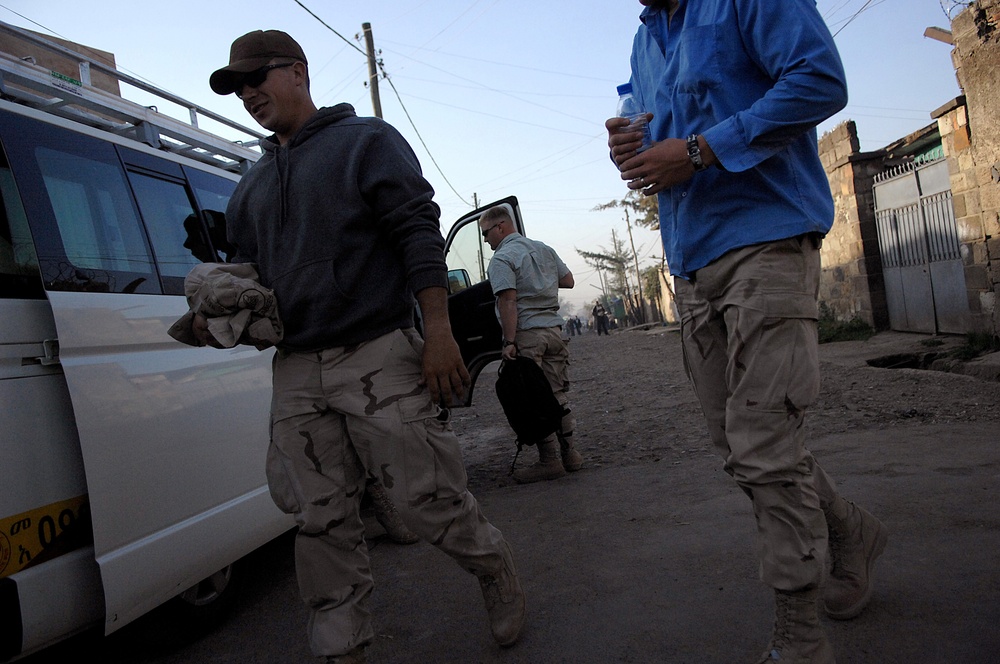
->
xmin=630 ymin=0 xmax=847 ymax=278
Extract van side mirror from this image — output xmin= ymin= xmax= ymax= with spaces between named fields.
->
xmin=447 ymin=269 xmax=472 ymax=294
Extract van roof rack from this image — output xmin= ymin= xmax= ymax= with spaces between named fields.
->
xmin=0 ymin=19 xmax=262 ymax=174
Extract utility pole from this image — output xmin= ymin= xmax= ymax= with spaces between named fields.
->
xmin=623 ymin=208 xmax=645 ymax=323
xmin=362 ymin=22 xmax=382 ymax=119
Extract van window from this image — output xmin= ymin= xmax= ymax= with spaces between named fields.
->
xmin=126 ymin=171 xmax=201 ymax=293
xmin=37 ymin=146 xmax=154 ymax=277
xmin=0 ymin=111 xmax=159 ymax=294
xmin=0 ymin=145 xmax=43 ymax=299
xmin=187 ymin=167 xmax=238 ymax=262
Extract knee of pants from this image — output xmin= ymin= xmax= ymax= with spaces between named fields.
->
xmin=268 ymin=422 xmax=366 ymax=538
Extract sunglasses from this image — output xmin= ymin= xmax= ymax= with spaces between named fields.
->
xmin=481 ymin=223 xmax=501 ymax=238
xmin=235 ymin=62 xmax=296 ymax=99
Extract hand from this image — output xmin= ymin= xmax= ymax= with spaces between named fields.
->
xmin=191 ymin=313 xmax=224 ymax=348
xmin=616 ymin=137 xmax=698 ymax=196
xmin=606 ymin=114 xmax=652 ymax=168
xmin=502 ymin=343 xmax=518 ymax=361
xmin=420 ymin=332 xmax=471 ymax=407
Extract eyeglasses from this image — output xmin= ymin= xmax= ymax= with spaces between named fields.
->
xmin=235 ymin=62 xmax=296 ymax=99
xmin=481 ymin=223 xmax=501 ymax=238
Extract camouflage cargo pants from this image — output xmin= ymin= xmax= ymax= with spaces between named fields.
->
xmin=267 ymin=328 xmax=508 ymax=657
xmin=514 ymin=325 xmax=576 ymax=444
xmin=675 ymin=234 xmax=840 ymax=591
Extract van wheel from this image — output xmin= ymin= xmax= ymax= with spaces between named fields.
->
xmin=170 ymin=563 xmax=240 ymax=629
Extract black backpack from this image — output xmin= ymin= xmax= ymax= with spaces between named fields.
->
xmin=494 ymin=356 xmax=567 ymax=454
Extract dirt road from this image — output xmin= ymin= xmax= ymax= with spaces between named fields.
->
xmin=22 ymin=327 xmax=1000 ymax=663
xmin=455 ymin=326 xmax=1000 ymax=493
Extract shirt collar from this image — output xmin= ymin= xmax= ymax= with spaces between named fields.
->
xmin=640 ymin=0 xmax=679 ymax=25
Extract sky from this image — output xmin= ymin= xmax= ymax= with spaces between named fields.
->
xmin=0 ymin=0 xmax=965 ymax=315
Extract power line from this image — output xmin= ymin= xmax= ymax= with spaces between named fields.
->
xmin=292 ymin=0 xmax=366 ymax=57
xmin=377 ymin=66 xmax=472 ymax=206
xmin=829 ymin=0 xmax=892 ymax=37
xmin=292 ymin=0 xmax=471 ymax=206
xmin=379 ymin=38 xmax=619 ymax=84
xmin=370 ymin=46 xmax=599 ymax=127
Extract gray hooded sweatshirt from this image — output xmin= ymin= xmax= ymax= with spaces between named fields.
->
xmin=226 ymin=103 xmax=448 ymax=351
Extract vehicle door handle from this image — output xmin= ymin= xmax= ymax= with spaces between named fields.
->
xmin=24 ymin=338 xmax=61 ymax=366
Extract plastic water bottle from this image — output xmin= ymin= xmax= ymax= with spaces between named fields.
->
xmin=616 ymin=82 xmax=652 ymax=152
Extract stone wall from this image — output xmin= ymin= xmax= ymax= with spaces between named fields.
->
xmin=817 ymin=121 xmax=888 ymax=328
xmin=947 ymin=0 xmax=1000 ymax=335
xmin=814 ymin=2 xmax=1000 ymax=338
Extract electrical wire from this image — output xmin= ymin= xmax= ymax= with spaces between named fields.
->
xmin=291 ymin=0 xmax=366 ymax=56
xmin=829 ymin=0 xmax=892 ymax=37
xmin=377 ymin=65 xmax=472 ymax=206
xmin=293 ymin=0 xmax=471 ymax=206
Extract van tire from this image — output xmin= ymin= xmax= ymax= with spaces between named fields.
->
xmin=169 ymin=562 xmax=241 ymax=630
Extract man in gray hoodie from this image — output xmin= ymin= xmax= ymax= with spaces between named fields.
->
xmin=204 ymin=29 xmax=524 ymax=664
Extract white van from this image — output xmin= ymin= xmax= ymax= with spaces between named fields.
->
xmin=0 ymin=20 xmax=523 ymax=661
xmin=0 ymin=56 xmax=293 ymax=661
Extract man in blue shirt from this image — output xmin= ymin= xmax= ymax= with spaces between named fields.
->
xmin=479 ymin=206 xmax=582 ymax=483
xmin=606 ymin=2 xmax=888 ymax=661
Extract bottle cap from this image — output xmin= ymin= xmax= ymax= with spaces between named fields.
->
xmin=616 ymin=83 xmax=632 ymax=96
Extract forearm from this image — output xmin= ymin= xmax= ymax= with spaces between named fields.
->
xmin=497 ymin=290 xmax=518 ymax=342
xmin=415 ymin=286 xmax=453 ymax=340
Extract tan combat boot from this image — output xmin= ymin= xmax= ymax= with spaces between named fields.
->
xmin=368 ymin=480 xmax=419 ymax=545
xmin=558 ymin=433 xmax=583 ymax=472
xmin=757 ymin=588 xmax=835 ymax=663
xmin=823 ymin=497 xmax=888 ymax=619
xmin=477 ymin=541 xmax=526 ymax=647
xmin=513 ymin=439 xmax=566 ymax=484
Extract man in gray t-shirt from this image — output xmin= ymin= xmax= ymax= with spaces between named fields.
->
xmin=479 ymin=206 xmax=583 ymax=483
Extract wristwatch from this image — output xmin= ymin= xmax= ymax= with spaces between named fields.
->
xmin=687 ymin=134 xmax=708 ymax=172
xmin=502 ymin=339 xmax=516 ymax=348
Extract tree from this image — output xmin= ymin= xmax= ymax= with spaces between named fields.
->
xmin=577 ymin=240 xmax=628 ymax=304
xmin=591 ymin=189 xmax=661 ymax=324
xmin=594 ymin=188 xmax=659 ymax=230
xmin=577 ymin=230 xmax=648 ymax=326
xmin=641 ymin=264 xmax=664 ymax=323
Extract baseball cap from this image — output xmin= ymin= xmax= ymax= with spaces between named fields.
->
xmin=210 ymin=30 xmax=307 ymax=95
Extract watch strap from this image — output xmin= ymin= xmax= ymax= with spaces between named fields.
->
xmin=687 ymin=134 xmax=708 ymax=172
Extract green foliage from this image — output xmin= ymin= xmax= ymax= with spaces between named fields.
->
xmin=817 ymin=302 xmax=875 ymax=343
xmin=640 ymin=265 xmax=662 ymax=303
xmin=592 ymin=189 xmax=659 ymax=230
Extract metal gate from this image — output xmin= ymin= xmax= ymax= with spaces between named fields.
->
xmin=873 ymin=157 xmax=969 ymax=334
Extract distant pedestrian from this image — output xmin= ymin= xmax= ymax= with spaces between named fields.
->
xmin=607 ymin=2 xmax=888 ymax=662
xmin=571 ymin=316 xmax=581 ymax=336
xmin=479 ymin=206 xmax=583 ymax=483
xmin=592 ymin=301 xmax=610 ymax=336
